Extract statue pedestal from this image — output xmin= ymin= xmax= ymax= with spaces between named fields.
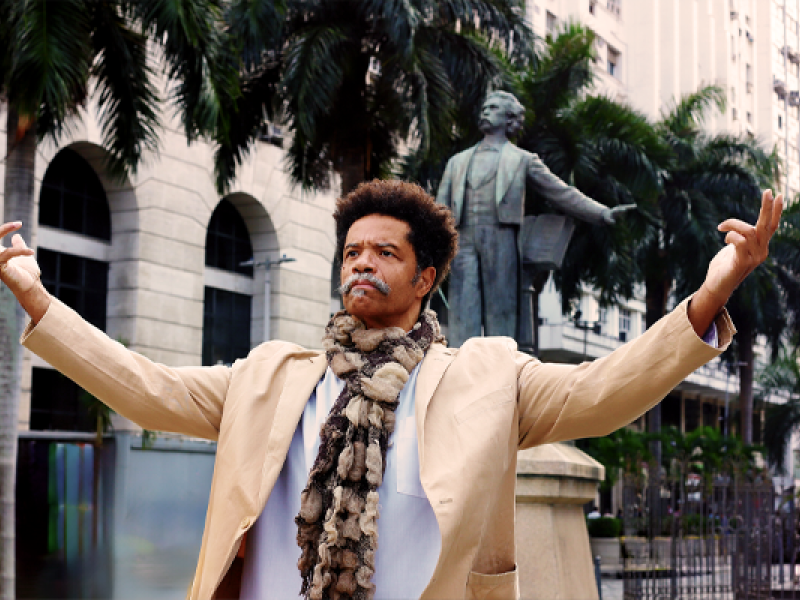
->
xmin=515 ymin=443 xmax=605 ymax=600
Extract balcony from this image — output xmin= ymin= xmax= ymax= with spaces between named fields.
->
xmin=783 ymin=45 xmax=800 ymax=64
xmin=774 ymin=78 xmax=787 ymax=97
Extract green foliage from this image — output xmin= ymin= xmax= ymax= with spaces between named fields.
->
xmin=579 ymin=425 xmax=764 ymax=490
xmin=587 ymin=516 xmax=621 ymax=538
xmin=578 ymin=427 xmax=652 ymax=490
xmin=213 ymin=0 xmax=535 ymax=194
xmin=761 ymin=343 xmax=800 ymax=470
xmin=512 ymin=23 xmax=670 ymax=310
xmin=0 ymin=0 xmax=239 ymax=180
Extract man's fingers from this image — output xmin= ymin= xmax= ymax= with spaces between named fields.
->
xmin=11 ymin=233 xmax=31 ymax=251
xmin=718 ymin=218 xmax=751 ymax=237
xmin=0 ymin=221 xmax=23 ymax=241
xmin=723 ymin=230 xmax=747 ymax=247
xmin=770 ymin=192 xmax=785 ymax=232
xmin=0 ymin=247 xmax=35 ymax=262
xmin=754 ymin=189 xmax=783 ymax=236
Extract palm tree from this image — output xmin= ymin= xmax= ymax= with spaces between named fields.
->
xmin=513 ymin=23 xmax=669 ymax=350
xmin=213 ymin=0 xmax=534 ymax=196
xmin=760 ymin=344 xmax=800 ymax=470
xmin=0 ymin=1 xmax=238 ymax=594
xmin=720 ymin=188 xmax=800 ymax=445
xmin=635 ymin=88 xmax=780 ymax=451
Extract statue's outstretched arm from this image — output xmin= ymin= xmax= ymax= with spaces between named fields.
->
xmin=526 ymin=155 xmax=612 ymax=224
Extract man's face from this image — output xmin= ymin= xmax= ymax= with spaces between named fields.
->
xmin=340 ymin=215 xmax=435 ymax=331
xmin=479 ymin=98 xmax=509 ymax=135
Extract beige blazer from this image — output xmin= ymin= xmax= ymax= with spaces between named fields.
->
xmin=22 ymin=297 xmax=733 ymax=599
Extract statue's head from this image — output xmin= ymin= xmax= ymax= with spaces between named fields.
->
xmin=481 ymin=91 xmax=525 ymax=137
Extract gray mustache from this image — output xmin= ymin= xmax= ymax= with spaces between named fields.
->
xmin=338 ymin=273 xmax=391 ymax=296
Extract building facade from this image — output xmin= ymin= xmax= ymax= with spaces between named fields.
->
xmin=0 ymin=102 xmax=338 ymax=434
xmin=526 ymin=0 xmax=788 ymax=458
xmin=0 ymin=98 xmax=338 ymax=597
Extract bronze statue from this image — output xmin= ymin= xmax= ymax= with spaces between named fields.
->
xmin=436 ymin=91 xmax=631 ymax=348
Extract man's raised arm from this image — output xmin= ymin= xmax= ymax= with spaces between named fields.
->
xmin=687 ymin=189 xmax=783 ymax=337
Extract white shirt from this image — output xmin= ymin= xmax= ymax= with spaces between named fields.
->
xmin=240 ymin=363 xmax=441 ymax=599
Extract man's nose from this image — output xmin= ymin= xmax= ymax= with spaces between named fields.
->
xmin=352 ymin=252 xmax=375 ymax=273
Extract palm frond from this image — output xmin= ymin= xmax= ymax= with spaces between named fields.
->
xmin=660 ymin=85 xmax=726 ymax=137
xmin=129 ymin=0 xmax=239 ymax=142
xmin=224 ymin=0 xmax=285 ymax=72
xmin=283 ymin=25 xmax=349 ymax=138
xmin=89 ymin=1 xmax=160 ymax=180
xmin=9 ymin=0 xmax=92 ymax=138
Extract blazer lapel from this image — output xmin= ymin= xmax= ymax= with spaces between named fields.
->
xmin=257 ymin=352 xmax=328 ymax=504
xmin=414 ymin=343 xmax=455 ymax=465
xmin=452 ymin=146 xmax=478 ymax=220
xmin=496 ymin=142 xmax=524 ymax=205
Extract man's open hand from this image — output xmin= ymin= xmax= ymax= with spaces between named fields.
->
xmin=687 ymin=189 xmax=784 ymax=337
xmin=0 ymin=222 xmax=50 ymax=323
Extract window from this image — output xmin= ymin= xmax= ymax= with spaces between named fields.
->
xmin=38 ymin=149 xmax=111 ymax=240
xmin=607 ymin=46 xmax=620 ymax=77
xmin=38 ymin=249 xmax=108 ymax=331
xmin=203 ymin=199 xmax=254 ymax=366
xmin=32 ymin=149 xmax=111 ymax=432
xmin=779 ymin=114 xmax=783 ymax=129
xmin=202 ymin=287 xmax=252 ymax=366
xmin=618 ymin=307 xmax=631 ymax=342
xmin=546 ymin=11 xmax=557 ymax=37
xmin=205 ymin=199 xmax=254 ymax=276
xmin=589 ymin=0 xmax=597 ymax=14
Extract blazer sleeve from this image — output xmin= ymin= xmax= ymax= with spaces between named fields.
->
xmin=515 ymin=297 xmax=735 ymax=448
xmin=21 ymin=298 xmax=231 ymax=440
xmin=526 ymin=153 xmax=608 ymax=223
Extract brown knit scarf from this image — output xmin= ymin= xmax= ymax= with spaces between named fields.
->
xmin=295 ymin=308 xmax=444 ymax=600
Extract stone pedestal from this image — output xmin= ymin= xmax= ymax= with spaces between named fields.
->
xmin=515 ymin=443 xmax=605 ymax=600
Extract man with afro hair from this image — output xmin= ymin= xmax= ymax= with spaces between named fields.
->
xmin=0 ymin=180 xmax=782 ymax=599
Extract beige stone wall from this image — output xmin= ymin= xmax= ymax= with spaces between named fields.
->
xmin=2 ymin=102 xmax=338 ymax=430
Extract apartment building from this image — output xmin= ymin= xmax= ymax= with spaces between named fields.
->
xmin=526 ymin=0 xmax=789 ymax=451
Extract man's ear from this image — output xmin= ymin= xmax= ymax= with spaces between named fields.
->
xmin=415 ymin=266 xmax=436 ymax=299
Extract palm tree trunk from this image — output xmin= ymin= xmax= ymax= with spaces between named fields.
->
xmin=1 ymin=105 xmax=38 ymax=600
xmin=0 ymin=287 xmax=21 ymax=600
xmin=337 ymin=148 xmax=366 ymax=197
xmin=738 ymin=324 xmax=755 ymax=444
xmin=645 ymin=256 xmax=670 ymax=539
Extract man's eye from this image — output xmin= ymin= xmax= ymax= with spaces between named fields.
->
xmin=380 ymin=250 xmax=394 ymax=257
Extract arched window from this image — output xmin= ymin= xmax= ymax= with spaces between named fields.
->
xmin=31 ymin=149 xmax=111 ymax=432
xmin=205 ymin=199 xmax=254 ymax=276
xmin=203 ymin=200 xmax=253 ymax=366
xmin=39 ymin=148 xmax=111 ymax=241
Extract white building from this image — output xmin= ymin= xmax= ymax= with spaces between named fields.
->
xmin=526 ymin=0 xmax=787 ymax=447
xmin=0 ymin=97 xmax=338 ymax=597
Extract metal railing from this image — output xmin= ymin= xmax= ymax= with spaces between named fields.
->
xmin=621 ymin=474 xmax=799 ymax=599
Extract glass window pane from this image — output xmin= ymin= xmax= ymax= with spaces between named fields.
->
xmin=205 ymin=199 xmax=253 ymax=276
xmin=37 ymin=249 xmax=58 ymax=284
xmin=202 ymin=287 xmax=251 ymax=366
xmin=59 ymin=254 xmax=81 ymax=286
xmin=38 ymin=149 xmax=111 ymax=241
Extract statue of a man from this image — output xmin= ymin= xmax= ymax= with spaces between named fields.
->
xmin=436 ymin=91 xmax=624 ymax=347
